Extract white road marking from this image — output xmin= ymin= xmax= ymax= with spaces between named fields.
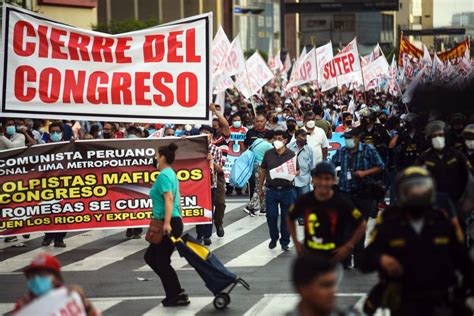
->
xmin=143 ymin=296 xmax=214 ymax=316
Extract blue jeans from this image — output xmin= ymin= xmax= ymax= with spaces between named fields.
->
xmin=294 ymin=185 xmax=311 ymax=198
xmin=265 ymin=187 xmax=295 ymax=246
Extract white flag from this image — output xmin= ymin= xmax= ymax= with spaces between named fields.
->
xmin=317 ymin=42 xmax=337 ymax=91
xmin=235 ymin=52 xmax=274 ymax=99
xmin=212 ymin=72 xmax=234 ymax=94
xmin=362 ymin=55 xmax=390 ymax=90
xmin=286 ymin=47 xmax=317 ymax=89
xmin=212 ymin=26 xmax=231 ymax=74
xmin=218 ymin=36 xmax=246 ymax=77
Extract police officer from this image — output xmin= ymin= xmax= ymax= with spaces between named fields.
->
xmin=449 ymin=113 xmax=467 ymax=151
xmin=358 ymin=108 xmax=391 ymax=163
xmin=359 ymin=167 xmax=473 ymax=316
xmin=415 ymin=120 xmax=470 ymax=214
xmin=390 ymin=113 xmax=429 ymax=172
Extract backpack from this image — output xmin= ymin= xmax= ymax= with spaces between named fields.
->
xmin=229 ymin=143 xmax=257 ymax=188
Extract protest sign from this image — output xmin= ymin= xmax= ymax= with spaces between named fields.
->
xmin=286 ymin=47 xmax=317 ymax=90
xmin=317 ymin=42 xmax=337 ymax=91
xmin=218 ymin=35 xmax=246 ymax=77
xmin=327 ymin=132 xmax=345 ymax=159
xmin=269 ymin=157 xmax=297 ymax=182
xmin=362 ymin=55 xmax=390 ymax=90
xmin=211 ymin=26 xmax=230 ymax=74
xmin=0 ymin=136 xmax=212 ymax=237
xmin=399 ymin=36 xmax=423 ymax=67
xmin=322 ymin=38 xmax=362 ymax=89
xmin=0 ymin=5 xmax=212 ymax=124
xmin=16 ymin=288 xmax=86 ymax=316
xmin=437 ymin=40 xmax=469 ymax=63
xmin=234 ymin=51 xmax=274 ymax=99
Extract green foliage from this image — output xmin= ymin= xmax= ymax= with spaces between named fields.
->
xmin=93 ymin=17 xmax=160 ymax=34
xmin=244 ymin=49 xmax=268 ymax=61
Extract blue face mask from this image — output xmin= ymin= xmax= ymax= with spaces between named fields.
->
xmin=232 ymin=121 xmax=241 ymax=129
xmin=27 ymin=275 xmax=53 ymax=296
xmin=296 ymin=121 xmax=304 ymax=128
xmin=6 ymin=126 xmax=16 ymax=136
xmin=345 ymin=138 xmax=355 ymax=149
xmin=50 ymin=132 xmax=62 ymax=142
xmin=148 ymin=129 xmax=156 ymax=135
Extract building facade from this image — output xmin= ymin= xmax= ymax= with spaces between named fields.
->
xmin=397 ymin=0 xmax=434 ymax=49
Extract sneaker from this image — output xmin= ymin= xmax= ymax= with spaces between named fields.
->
xmin=297 ymin=218 xmax=305 ymax=226
xmin=4 ymin=236 xmax=18 ymax=243
xmin=203 ymin=238 xmax=212 ymax=246
xmin=268 ymin=240 xmax=277 ymax=249
xmin=243 ymin=207 xmax=256 ymax=217
xmin=281 ymin=245 xmax=290 ymax=251
xmin=216 ymin=225 xmax=225 ymax=237
xmin=196 ymin=236 xmax=203 ymax=244
xmin=258 ymin=210 xmax=266 ymax=216
xmin=125 ymin=229 xmax=133 ymax=238
xmin=162 ymin=292 xmax=190 ymax=307
xmin=22 ymin=235 xmax=30 ymax=239
xmin=41 ymin=238 xmax=53 ymax=246
xmin=54 ymin=241 xmax=66 ymax=248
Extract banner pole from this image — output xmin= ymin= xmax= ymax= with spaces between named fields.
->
xmin=355 ymin=36 xmax=368 ymax=105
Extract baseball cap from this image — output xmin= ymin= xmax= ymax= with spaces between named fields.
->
xmin=343 ymin=127 xmax=361 ymax=138
xmin=286 ymin=117 xmax=296 ymax=123
xmin=424 ymin=120 xmax=445 ymax=137
xmin=311 ymin=161 xmax=336 ymax=177
xmin=24 ymin=253 xmax=61 ymax=275
xmin=198 ymin=125 xmax=215 ymax=134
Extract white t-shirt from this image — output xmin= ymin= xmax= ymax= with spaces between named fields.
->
xmin=302 ymin=126 xmax=329 ymax=166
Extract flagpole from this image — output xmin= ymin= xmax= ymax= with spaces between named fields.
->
xmin=355 ymin=36 xmax=368 ymax=105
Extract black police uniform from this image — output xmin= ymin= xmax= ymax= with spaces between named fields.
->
xmin=415 ymin=148 xmax=470 ymax=203
xmin=360 ymin=123 xmax=391 ymax=163
xmin=394 ymin=130 xmax=429 ymax=171
xmin=359 ymin=207 xmax=472 ymax=316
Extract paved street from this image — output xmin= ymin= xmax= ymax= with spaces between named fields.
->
xmin=0 ymin=197 xmax=377 ymax=315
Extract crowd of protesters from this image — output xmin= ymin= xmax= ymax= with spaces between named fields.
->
xmin=2 ymin=81 xmax=474 ymax=315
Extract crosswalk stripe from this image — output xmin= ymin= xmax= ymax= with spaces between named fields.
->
xmin=143 ymin=296 xmax=214 ymax=316
xmin=88 ymin=298 xmax=123 ymax=313
xmin=136 ymin=214 xmax=267 ymax=271
xmin=0 ymin=229 xmax=121 ymax=273
xmin=226 ymin=238 xmax=293 ymax=267
xmin=0 ymin=233 xmax=43 ymax=250
xmin=244 ymin=294 xmax=299 ymax=316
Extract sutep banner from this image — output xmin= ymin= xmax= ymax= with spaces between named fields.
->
xmin=0 ymin=4 xmax=212 ymax=124
xmin=0 ymin=136 xmax=212 ymax=237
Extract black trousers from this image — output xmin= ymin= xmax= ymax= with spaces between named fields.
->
xmin=144 ymin=217 xmax=183 ymax=298
xmin=44 ymin=232 xmax=66 ymax=242
xmin=196 ymin=188 xmax=216 ymax=238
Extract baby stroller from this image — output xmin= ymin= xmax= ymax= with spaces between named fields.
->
xmin=170 ymin=234 xmax=250 ymax=310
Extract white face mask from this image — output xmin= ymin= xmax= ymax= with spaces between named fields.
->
xmin=184 ymin=124 xmax=192 ymax=132
xmin=275 ymin=107 xmax=282 ymax=113
xmin=306 ymin=121 xmax=315 ymax=129
xmin=273 ymin=140 xmax=284 ymax=150
xmin=465 ymin=140 xmax=474 ymax=150
xmin=231 ymin=106 xmax=238 ymax=112
xmin=431 ymin=136 xmax=445 ymax=150
xmin=345 ymin=138 xmax=355 ymax=149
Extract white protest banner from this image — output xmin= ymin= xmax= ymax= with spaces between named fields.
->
xmin=362 ymin=55 xmax=390 ymax=90
xmin=16 ymin=288 xmax=86 ymax=316
xmin=218 ymin=35 xmax=246 ymax=77
xmin=0 ymin=5 xmax=212 ymax=124
xmin=286 ymin=47 xmax=317 ymax=90
xmin=269 ymin=156 xmax=297 ymax=182
xmin=273 ymin=50 xmax=284 ymax=72
xmin=317 ymin=42 xmax=337 ymax=91
xmin=283 ymin=52 xmax=291 ymax=73
xmin=234 ymin=52 xmax=274 ymax=99
xmin=211 ymin=26 xmax=230 ymax=74
xmin=321 ymin=38 xmax=361 ymax=89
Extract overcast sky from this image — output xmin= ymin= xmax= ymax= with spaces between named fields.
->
xmin=434 ymin=0 xmax=474 ymax=26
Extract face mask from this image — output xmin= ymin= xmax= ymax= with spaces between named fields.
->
xmin=128 ymin=134 xmax=138 ymax=139
xmin=345 ymin=138 xmax=355 ymax=149
xmin=147 ymin=128 xmax=156 ymax=135
xmin=345 ymin=120 xmax=352 ymax=126
xmin=275 ymin=107 xmax=282 ymax=113
xmin=273 ymin=140 xmax=284 ymax=150
xmin=231 ymin=106 xmax=238 ymax=112
xmin=287 ymin=125 xmax=296 ymax=132
xmin=306 ymin=121 xmax=315 ymax=129
xmin=297 ymin=139 xmax=307 ymax=147
xmin=233 ymin=121 xmax=242 ymax=129
xmin=431 ymin=136 xmax=445 ymax=150
xmin=184 ymin=124 xmax=192 ymax=132
xmin=296 ymin=121 xmax=304 ymax=128
xmin=16 ymin=125 xmax=26 ymax=131
xmin=6 ymin=126 xmax=16 ymax=136
xmin=27 ymin=275 xmax=53 ymax=297
xmin=103 ymin=132 xmax=112 ymax=139
xmin=50 ymin=132 xmax=62 ymax=142
xmin=246 ymin=124 xmax=254 ymax=129
xmin=465 ymin=140 xmax=474 ymax=150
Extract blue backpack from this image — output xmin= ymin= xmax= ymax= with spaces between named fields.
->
xmin=229 ymin=143 xmax=257 ymax=188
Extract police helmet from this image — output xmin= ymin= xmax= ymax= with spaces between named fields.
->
xmin=395 ymin=167 xmax=436 ymax=208
xmin=462 ymin=124 xmax=474 ymax=140
xmin=359 ymin=108 xmax=375 ymax=121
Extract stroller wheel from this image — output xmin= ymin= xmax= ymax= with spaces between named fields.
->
xmin=213 ymin=293 xmax=230 ymax=310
